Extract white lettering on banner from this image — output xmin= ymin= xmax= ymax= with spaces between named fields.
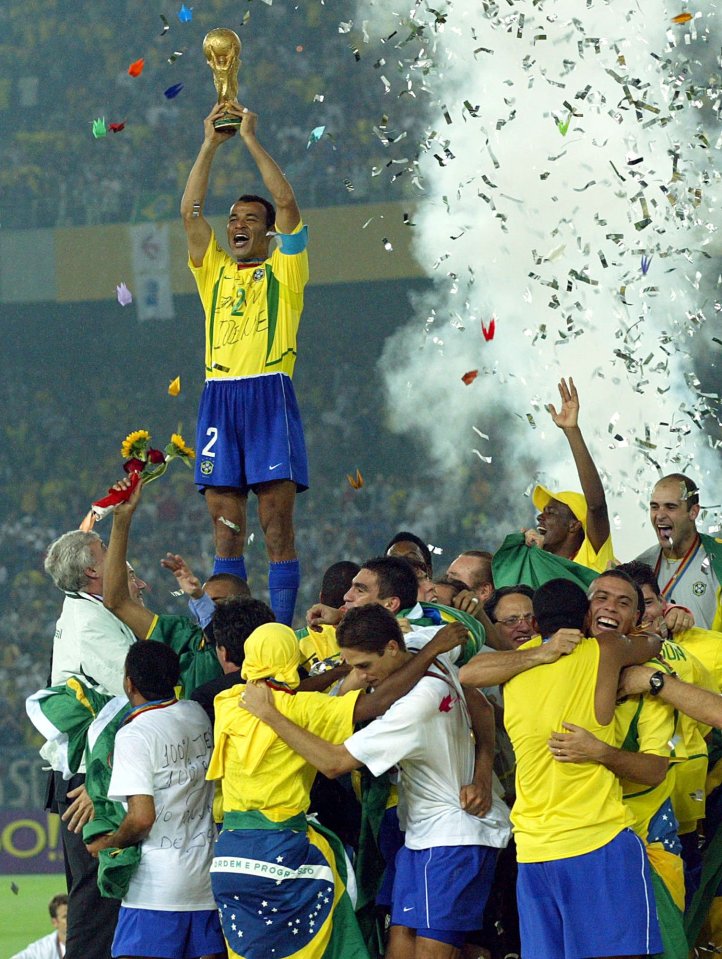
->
xmin=210 ymin=856 xmax=334 ymax=884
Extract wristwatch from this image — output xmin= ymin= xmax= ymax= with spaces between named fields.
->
xmin=648 ymin=671 xmax=666 ymax=696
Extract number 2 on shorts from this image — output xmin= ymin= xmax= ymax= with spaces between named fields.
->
xmin=202 ymin=427 xmax=218 ymax=458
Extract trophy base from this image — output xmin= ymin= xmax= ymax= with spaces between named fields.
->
xmin=214 ymin=115 xmax=242 ymax=132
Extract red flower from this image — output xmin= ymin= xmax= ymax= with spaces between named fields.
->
xmin=123 ymin=458 xmax=145 ymax=474
xmin=147 ymin=448 xmax=166 ymax=464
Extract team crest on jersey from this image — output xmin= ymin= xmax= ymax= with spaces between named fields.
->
xmin=693 ymin=581 xmax=707 ymax=596
xmin=200 ymin=460 xmax=214 ymax=476
xmin=253 ymin=268 xmax=265 ymax=281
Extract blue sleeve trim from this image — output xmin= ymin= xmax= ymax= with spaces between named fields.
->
xmin=276 ymin=225 xmax=308 ymax=256
xmin=188 ymin=592 xmax=217 ymax=630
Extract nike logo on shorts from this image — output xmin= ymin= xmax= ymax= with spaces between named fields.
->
xmin=402 ymin=906 xmax=414 ymax=912
xmin=269 ymin=463 xmax=282 ymax=470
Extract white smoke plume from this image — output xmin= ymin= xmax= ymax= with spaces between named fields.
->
xmin=354 ymin=0 xmax=721 ymax=556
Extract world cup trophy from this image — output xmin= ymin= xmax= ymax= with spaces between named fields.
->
xmin=203 ymin=28 xmax=242 ymax=131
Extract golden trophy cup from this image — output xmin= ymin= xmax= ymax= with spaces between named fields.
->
xmin=203 ymin=28 xmax=242 ymax=131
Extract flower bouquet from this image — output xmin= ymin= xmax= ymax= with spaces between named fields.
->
xmin=82 ymin=429 xmax=195 ymax=529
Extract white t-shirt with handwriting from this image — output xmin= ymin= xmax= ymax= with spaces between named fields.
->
xmin=108 ymin=699 xmax=216 ymax=910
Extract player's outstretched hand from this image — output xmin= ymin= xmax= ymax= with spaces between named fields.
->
xmin=546 ymin=376 xmax=579 ymax=430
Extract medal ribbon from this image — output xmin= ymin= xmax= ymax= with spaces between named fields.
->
xmin=654 ymin=534 xmax=701 ymax=599
xmin=120 ymin=697 xmax=177 ymax=727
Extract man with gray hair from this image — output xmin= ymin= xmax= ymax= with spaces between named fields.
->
xmin=44 ymin=529 xmax=144 ymax=959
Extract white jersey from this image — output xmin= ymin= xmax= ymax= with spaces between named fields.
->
xmin=10 ymin=932 xmax=64 ymax=959
xmin=636 ymin=544 xmax=720 ymax=630
xmin=51 ymin=592 xmax=136 ymax=697
xmin=108 ymin=699 xmax=216 ymax=910
xmin=345 ymin=652 xmax=511 ymax=850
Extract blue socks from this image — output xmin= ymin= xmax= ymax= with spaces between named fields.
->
xmin=212 ymin=555 xmax=248 ymax=581
xmin=268 ymin=559 xmax=300 ymax=626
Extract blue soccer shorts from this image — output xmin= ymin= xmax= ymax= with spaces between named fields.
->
xmin=195 ymin=374 xmax=309 ymax=494
xmin=516 ymin=828 xmax=662 ymax=959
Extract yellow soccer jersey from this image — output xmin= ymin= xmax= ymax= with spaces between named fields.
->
xmin=189 ymin=223 xmax=309 ymax=379
xmin=616 ymin=691 xmax=677 ymax=843
xmin=573 ymin=533 xmax=615 ymax=574
xmin=295 ymin=623 xmax=341 ymax=674
xmin=505 ymin=636 xmax=633 ymax=862
xmin=662 ymin=639 xmax=714 ymax=831
xmin=209 ymin=684 xmax=359 ymax=821
xmin=675 ymin=626 xmax=722 ymax=692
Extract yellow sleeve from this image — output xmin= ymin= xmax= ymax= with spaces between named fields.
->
xmin=281 ymin=688 xmax=361 ymax=744
xmin=637 ymin=697 xmax=675 ymax=758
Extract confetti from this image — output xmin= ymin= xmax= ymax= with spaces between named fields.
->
xmin=159 ymin=15 xmax=170 ymax=35
xmin=168 ymin=376 xmax=181 ymax=396
xmin=170 ymin=589 xmax=185 ymax=597
xmin=91 ymin=117 xmax=107 ymax=139
xmin=177 ymin=4 xmax=192 ymax=22
xmin=219 ymin=516 xmax=241 ymax=532
xmin=306 ymin=125 xmax=326 ymax=148
xmin=128 ymin=58 xmax=145 ymax=78
xmin=116 ymin=282 xmax=133 ymax=306
xmin=346 ymin=469 xmax=364 ymax=490
xmin=108 ymin=122 xmax=125 ymax=133
xmin=481 ymin=317 xmax=496 ymax=341
xmin=472 ymin=449 xmax=493 ymax=464
xmin=382 ymin=238 xmax=394 ymax=252
xmin=10 ymin=882 xmax=19 ymax=895
xmin=641 ymin=254 xmax=653 ymax=275
xmin=164 ymin=83 xmax=184 ymax=99
xmin=671 ymin=12 xmax=694 ymax=23
xmin=557 ymin=113 xmax=572 ymax=136
xmin=462 ymin=370 xmax=479 ymax=385
xmin=168 ymin=51 xmax=184 ymax=63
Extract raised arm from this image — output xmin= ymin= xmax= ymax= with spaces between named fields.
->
xmin=547 ymin=376 xmax=610 ymax=553
xmin=103 ymin=480 xmax=155 ymax=639
xmin=181 ymin=103 xmax=235 ymax=266
xmin=234 ymin=103 xmax=301 ymax=233
xmin=458 ymin=629 xmax=583 ymax=687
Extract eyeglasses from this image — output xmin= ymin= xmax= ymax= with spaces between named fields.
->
xmin=497 ymin=613 xmax=534 ymax=627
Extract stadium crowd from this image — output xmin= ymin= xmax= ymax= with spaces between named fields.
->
xmin=0 ymin=0 xmax=398 ymax=229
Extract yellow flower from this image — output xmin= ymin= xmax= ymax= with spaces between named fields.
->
xmin=120 ymin=429 xmax=151 ymax=459
xmin=169 ymin=433 xmax=195 ymax=459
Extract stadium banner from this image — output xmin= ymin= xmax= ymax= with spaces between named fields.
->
xmin=0 ymin=810 xmax=63 ymax=874
xmin=130 ymin=222 xmax=175 ymax=322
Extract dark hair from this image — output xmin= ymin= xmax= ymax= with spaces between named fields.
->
xmin=337 ymin=604 xmax=406 ymax=653
xmin=385 ymin=531 xmax=433 ymax=573
xmin=125 ymin=641 xmax=180 ymax=701
xmin=210 ymin=597 xmax=276 ymax=668
xmin=533 ymin=579 xmax=588 ymax=635
xmin=433 ymin=576 xmax=468 ymax=600
xmin=485 ymin=584 xmax=535 ymax=622
xmin=235 ymin=193 xmax=276 ymax=229
xmin=657 ymin=473 xmax=700 ymax=510
xmin=49 ymin=893 xmax=68 ymax=918
xmin=616 ymin=561 xmax=661 ymax=600
xmin=361 ymin=556 xmax=419 ymax=611
xmin=591 ymin=569 xmax=645 ymax=622
xmin=205 ymin=572 xmax=251 ymax=597
xmin=456 ymin=550 xmax=494 ymax=590
xmin=320 ymin=561 xmax=361 ymax=608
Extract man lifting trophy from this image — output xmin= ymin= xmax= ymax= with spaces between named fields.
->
xmin=179 ymin=28 xmax=310 ymax=628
